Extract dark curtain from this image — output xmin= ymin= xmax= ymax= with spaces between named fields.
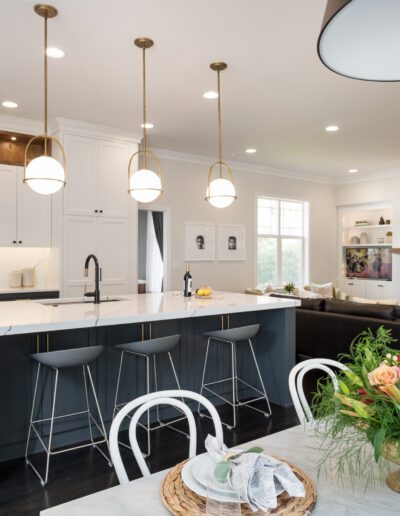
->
xmin=152 ymin=211 xmax=163 ymax=259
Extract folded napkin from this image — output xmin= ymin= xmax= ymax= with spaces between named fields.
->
xmin=205 ymin=435 xmax=305 ymax=512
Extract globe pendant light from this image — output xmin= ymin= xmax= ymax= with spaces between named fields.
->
xmin=206 ymin=62 xmax=236 ymax=208
xmin=24 ymin=4 xmax=66 ymax=195
xmin=318 ymin=0 xmax=400 ymax=81
xmin=128 ymin=38 xmax=162 ymax=203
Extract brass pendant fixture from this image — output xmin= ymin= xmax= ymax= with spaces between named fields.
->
xmin=24 ymin=4 xmax=66 ymax=195
xmin=206 ymin=62 xmax=236 ymax=208
xmin=128 ymin=37 xmax=162 ymax=203
xmin=318 ymin=0 xmax=400 ymax=81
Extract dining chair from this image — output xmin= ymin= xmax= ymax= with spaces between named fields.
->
xmin=289 ymin=358 xmax=349 ymax=424
xmin=109 ymin=389 xmax=224 ymax=484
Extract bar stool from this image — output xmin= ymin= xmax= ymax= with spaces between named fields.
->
xmin=113 ymin=334 xmax=188 ymax=457
xmin=198 ymin=323 xmax=271 ymax=429
xmin=25 ymin=346 xmax=111 ymax=486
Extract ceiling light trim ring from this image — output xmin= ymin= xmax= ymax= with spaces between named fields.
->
xmin=317 ymin=0 xmax=400 ymax=82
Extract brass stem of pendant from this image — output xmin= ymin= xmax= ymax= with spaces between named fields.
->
xmin=210 ymin=63 xmax=227 ymax=178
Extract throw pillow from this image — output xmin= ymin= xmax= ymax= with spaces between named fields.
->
xmin=297 ymin=286 xmax=323 ymax=299
xmin=310 ymin=282 xmax=333 ymax=298
xmin=333 ymin=287 xmax=350 ymax=301
xmin=352 ymin=296 xmax=399 ymax=306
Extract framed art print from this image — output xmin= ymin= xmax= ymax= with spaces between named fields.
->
xmin=217 ymin=224 xmax=246 ymax=261
xmin=185 ymin=222 xmax=215 ymax=261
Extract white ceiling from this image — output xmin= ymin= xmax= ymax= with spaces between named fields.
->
xmin=2 ymin=0 xmax=400 ymax=180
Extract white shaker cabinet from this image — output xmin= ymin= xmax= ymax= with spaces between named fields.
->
xmin=0 ymin=165 xmax=51 ymax=247
xmin=365 ymin=281 xmax=394 ymax=300
xmin=62 ymin=215 xmax=132 ymax=297
xmin=63 ymin=134 xmax=129 ymax=219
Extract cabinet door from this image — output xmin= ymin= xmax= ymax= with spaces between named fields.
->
xmin=63 ymin=134 xmax=98 ymax=216
xmin=365 ymin=282 xmax=395 ymax=300
xmin=98 ymin=140 xmax=130 ymax=218
xmin=0 ymin=165 xmax=17 ymax=246
xmin=98 ymin=217 xmax=131 ymax=294
xmin=17 ymin=169 xmax=51 ymax=247
xmin=62 ymin=216 xmax=98 ymax=297
xmin=340 ymin=279 xmax=366 ymax=298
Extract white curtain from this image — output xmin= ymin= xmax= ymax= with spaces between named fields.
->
xmin=146 ymin=211 xmax=164 ymax=292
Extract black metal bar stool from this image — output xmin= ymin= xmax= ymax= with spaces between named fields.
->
xmin=198 ymin=323 xmax=271 ymax=429
xmin=113 ymin=333 xmax=188 ymax=457
xmin=25 ymin=345 xmax=111 ymax=486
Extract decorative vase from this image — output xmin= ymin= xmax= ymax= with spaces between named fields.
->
xmin=381 ymin=441 xmax=400 ymax=493
xmin=350 ymin=236 xmax=360 ymax=244
xmin=360 ymin=232 xmax=369 ymax=244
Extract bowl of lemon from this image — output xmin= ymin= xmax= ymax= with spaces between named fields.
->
xmin=195 ymin=286 xmax=213 ymax=299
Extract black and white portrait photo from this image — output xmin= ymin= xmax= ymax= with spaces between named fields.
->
xmin=196 ymin=235 xmax=205 ymax=250
xmin=228 ymin=236 xmax=237 ymax=250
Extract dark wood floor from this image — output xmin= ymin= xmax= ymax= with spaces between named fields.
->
xmin=0 ymin=402 xmax=299 ymax=516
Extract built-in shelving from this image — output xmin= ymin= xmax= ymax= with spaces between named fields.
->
xmin=343 ymin=224 xmax=392 ymax=230
xmin=342 ymin=244 xmax=392 ymax=248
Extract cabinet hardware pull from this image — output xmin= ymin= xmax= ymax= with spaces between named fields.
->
xmin=99 ymin=210 xmax=103 ymax=213
xmin=18 ymin=241 xmax=22 ymax=244
xmin=94 ymin=209 xmax=98 ymax=213
xmin=12 ymin=240 xmax=16 ymax=244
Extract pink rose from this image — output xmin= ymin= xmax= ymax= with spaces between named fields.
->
xmin=368 ymin=365 xmax=400 ymax=387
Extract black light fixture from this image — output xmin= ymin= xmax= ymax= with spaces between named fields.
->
xmin=318 ymin=0 xmax=400 ymax=81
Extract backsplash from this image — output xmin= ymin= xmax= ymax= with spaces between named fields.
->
xmin=0 ymin=247 xmax=58 ymax=289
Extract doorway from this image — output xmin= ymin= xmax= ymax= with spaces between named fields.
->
xmin=138 ymin=209 xmax=167 ymax=293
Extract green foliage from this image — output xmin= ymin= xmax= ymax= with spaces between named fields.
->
xmin=214 ymin=446 xmax=264 ymax=482
xmin=312 ymin=327 xmax=400 ymax=486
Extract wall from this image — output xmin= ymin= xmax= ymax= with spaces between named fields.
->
xmin=335 ymin=176 xmax=392 ymax=207
xmin=141 ymin=155 xmax=337 ymax=292
xmin=0 ymin=247 xmax=58 ymax=289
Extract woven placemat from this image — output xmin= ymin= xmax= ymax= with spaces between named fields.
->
xmin=161 ymin=458 xmax=317 ymax=515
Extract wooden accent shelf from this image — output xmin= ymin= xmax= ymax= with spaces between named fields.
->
xmin=0 ymin=130 xmax=49 ymax=167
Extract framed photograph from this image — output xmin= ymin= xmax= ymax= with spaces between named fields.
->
xmin=185 ymin=223 xmax=215 ymax=261
xmin=217 ymin=224 xmax=246 ymax=261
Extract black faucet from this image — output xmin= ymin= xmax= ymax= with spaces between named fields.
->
xmin=84 ymin=254 xmax=102 ymax=304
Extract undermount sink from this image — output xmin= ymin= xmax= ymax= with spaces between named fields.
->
xmin=36 ymin=296 xmax=128 ymax=307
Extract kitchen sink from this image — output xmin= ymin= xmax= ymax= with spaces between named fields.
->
xmin=36 ymin=296 xmax=128 ymax=307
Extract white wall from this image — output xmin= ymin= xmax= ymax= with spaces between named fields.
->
xmin=0 ymin=247 xmax=58 ymax=289
xmin=335 ymin=176 xmax=392 ymax=207
xmin=141 ymin=155 xmax=337 ymax=292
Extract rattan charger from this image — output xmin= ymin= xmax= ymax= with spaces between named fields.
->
xmin=161 ymin=458 xmax=317 ymax=515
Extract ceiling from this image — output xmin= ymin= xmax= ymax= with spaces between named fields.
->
xmin=2 ymin=0 xmax=400 ymax=180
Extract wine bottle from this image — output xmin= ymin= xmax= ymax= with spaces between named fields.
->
xmin=183 ymin=265 xmax=192 ymax=297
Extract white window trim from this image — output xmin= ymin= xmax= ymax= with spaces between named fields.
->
xmin=256 ymin=195 xmax=309 ymax=287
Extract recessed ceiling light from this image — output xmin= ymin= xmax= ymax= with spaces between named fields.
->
xmin=325 ymin=125 xmax=339 ymax=132
xmin=141 ymin=123 xmax=154 ymax=129
xmin=46 ymin=47 xmax=65 ymax=58
xmin=11 ymin=136 xmax=16 ymax=141
xmin=2 ymin=100 xmax=18 ymax=108
xmin=203 ymin=91 xmax=218 ymax=99
xmin=246 ymin=148 xmax=257 ymax=154
xmin=348 ymin=168 xmax=358 ymax=173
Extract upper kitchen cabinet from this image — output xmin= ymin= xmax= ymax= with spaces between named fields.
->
xmin=63 ymin=134 xmax=130 ymax=218
xmin=0 ymin=165 xmax=51 ymax=247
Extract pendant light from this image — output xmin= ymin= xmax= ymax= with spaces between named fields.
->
xmin=206 ymin=62 xmax=236 ymax=208
xmin=128 ymin=38 xmax=162 ymax=203
xmin=318 ymin=0 xmax=400 ymax=81
xmin=24 ymin=4 xmax=66 ymax=195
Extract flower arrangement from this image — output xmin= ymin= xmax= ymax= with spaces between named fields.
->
xmin=284 ymin=282 xmax=295 ymax=295
xmin=313 ymin=327 xmax=400 ymax=488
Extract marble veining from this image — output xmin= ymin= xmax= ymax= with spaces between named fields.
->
xmin=40 ymin=424 xmax=398 ymax=515
xmin=0 ymin=291 xmax=299 ymax=336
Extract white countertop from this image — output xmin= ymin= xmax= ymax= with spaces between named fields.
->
xmin=0 ymin=291 xmax=299 ymax=336
xmin=40 ymin=424 xmax=397 ymax=516
xmin=0 ymin=286 xmax=59 ymax=294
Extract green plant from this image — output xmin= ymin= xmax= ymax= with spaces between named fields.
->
xmin=284 ymin=282 xmax=295 ymax=294
xmin=313 ymin=327 xmax=400 ymax=485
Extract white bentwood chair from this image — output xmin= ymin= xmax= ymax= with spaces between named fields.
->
xmin=289 ymin=358 xmax=349 ymax=424
xmin=109 ymin=389 xmax=224 ymax=484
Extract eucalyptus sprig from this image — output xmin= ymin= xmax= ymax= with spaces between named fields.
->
xmin=214 ymin=446 xmax=264 ymax=482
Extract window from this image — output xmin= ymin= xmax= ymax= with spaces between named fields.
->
xmin=257 ymin=197 xmax=309 ymax=286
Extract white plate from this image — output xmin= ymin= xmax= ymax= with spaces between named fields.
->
xmin=181 ymin=456 xmax=245 ymax=503
xmin=191 ymin=454 xmax=236 ymax=495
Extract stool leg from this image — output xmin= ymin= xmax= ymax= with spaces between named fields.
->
xmin=25 ymin=362 xmax=41 ymax=461
xmin=229 ymin=340 xmax=237 ymax=430
xmin=247 ymin=339 xmax=272 ymax=417
xmin=113 ymin=350 xmax=125 ymax=419
xmin=85 ymin=365 xmax=113 ymax=467
xmin=144 ymin=354 xmax=151 ymax=458
xmin=153 ymin=354 xmax=161 ymax=424
xmin=198 ymin=337 xmax=211 ymax=415
xmin=83 ymin=365 xmax=94 ymax=445
xmin=43 ymin=367 xmax=59 ymax=486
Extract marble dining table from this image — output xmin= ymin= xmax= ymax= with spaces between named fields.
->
xmin=40 ymin=423 xmax=398 ymax=515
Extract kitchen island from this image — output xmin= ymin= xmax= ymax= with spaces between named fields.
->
xmin=0 ymin=292 xmax=299 ymax=462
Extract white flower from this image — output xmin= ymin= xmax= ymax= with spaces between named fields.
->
xmin=394 ymin=356 xmax=398 ymax=362
xmin=386 ymin=353 xmax=392 ymax=359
